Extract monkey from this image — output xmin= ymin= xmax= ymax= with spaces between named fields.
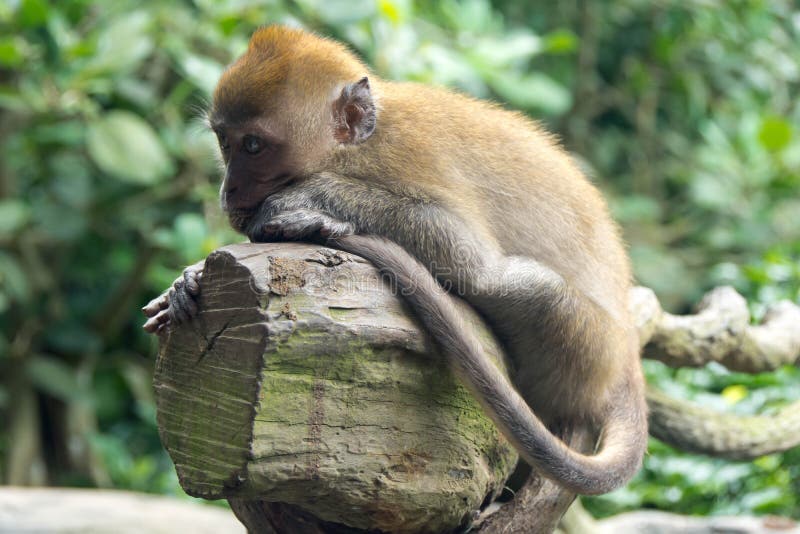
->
xmin=144 ymin=25 xmax=648 ymax=496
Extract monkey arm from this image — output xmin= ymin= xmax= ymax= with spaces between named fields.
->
xmin=246 ymin=172 xmax=496 ymax=287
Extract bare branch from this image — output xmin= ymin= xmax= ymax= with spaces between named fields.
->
xmin=631 ymin=286 xmax=800 ymax=372
xmin=647 ymin=388 xmax=800 ymax=460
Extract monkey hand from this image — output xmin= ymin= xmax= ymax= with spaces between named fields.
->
xmin=142 ymin=265 xmax=202 ymax=334
xmin=259 ymin=209 xmax=354 ymax=242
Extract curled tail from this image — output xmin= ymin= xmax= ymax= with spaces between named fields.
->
xmin=330 ymin=234 xmax=648 ymax=495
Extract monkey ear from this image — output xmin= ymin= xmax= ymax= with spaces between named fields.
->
xmin=333 ymin=77 xmax=376 ymax=144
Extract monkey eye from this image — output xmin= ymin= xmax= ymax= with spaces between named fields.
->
xmin=243 ymin=134 xmax=263 ymax=155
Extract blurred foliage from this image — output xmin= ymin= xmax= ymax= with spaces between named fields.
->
xmin=586 ymin=362 xmax=800 ymax=519
xmin=0 ymin=0 xmax=798 ymax=521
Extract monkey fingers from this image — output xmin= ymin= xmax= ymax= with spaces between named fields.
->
xmin=142 ymin=292 xmax=169 ymax=318
xmin=142 ymin=308 xmax=168 ymax=333
xmin=171 ymin=266 xmax=202 ymax=322
xmin=142 ymin=291 xmax=171 ymax=334
xmin=262 ymin=209 xmax=354 ymax=241
xmin=142 ymin=267 xmax=203 ymax=334
xmin=182 ymin=266 xmax=202 ymax=296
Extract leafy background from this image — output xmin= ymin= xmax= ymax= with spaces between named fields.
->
xmin=1 ymin=0 xmax=798 ymax=520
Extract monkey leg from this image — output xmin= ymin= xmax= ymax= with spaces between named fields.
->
xmin=142 ymin=264 xmax=203 ymax=334
xmin=467 ymin=256 xmax=632 ymax=422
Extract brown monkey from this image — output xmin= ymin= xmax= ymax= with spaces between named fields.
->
xmin=144 ymin=26 xmax=647 ymax=495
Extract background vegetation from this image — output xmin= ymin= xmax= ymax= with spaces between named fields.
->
xmin=1 ymin=0 xmax=798 ymax=520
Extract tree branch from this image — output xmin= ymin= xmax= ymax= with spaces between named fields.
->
xmin=631 ymin=286 xmax=800 ymax=372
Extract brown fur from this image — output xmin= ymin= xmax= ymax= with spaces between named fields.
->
xmin=207 ymin=26 xmax=648 ymax=495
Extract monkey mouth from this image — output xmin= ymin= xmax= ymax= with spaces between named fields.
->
xmin=225 ymin=207 xmax=259 ymax=234
xmin=223 ymin=173 xmax=297 ymax=235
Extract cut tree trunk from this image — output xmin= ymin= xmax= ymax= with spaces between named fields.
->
xmin=154 ymin=243 xmax=520 ymax=533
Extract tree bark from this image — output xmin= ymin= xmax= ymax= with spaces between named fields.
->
xmin=155 ymin=243 xmax=518 ymax=533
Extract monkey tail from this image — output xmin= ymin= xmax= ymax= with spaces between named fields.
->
xmin=329 ymin=234 xmax=648 ymax=495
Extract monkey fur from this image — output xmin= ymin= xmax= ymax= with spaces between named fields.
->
xmin=144 ymin=26 xmax=647 ymax=496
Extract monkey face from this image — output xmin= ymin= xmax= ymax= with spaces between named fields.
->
xmin=212 ymin=125 xmax=294 ymax=212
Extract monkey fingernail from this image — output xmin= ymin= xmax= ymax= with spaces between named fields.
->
xmin=185 ymin=277 xmax=200 ymax=295
xmin=143 ymin=316 xmax=159 ymax=332
xmin=142 ymin=300 xmax=163 ymax=316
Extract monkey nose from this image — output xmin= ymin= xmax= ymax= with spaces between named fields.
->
xmin=226 ymin=186 xmax=239 ymax=196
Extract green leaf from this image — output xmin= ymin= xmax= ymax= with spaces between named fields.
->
xmin=178 ymin=54 xmax=224 ymax=96
xmin=472 ymin=33 xmax=541 ymax=66
xmin=92 ymin=369 xmax=129 ymax=422
xmin=0 ymin=294 xmax=8 ymax=314
xmin=121 ymin=362 xmax=156 ymax=409
xmin=441 ymin=0 xmax=494 ymax=33
xmin=32 ymin=121 xmax=86 ymax=146
xmin=46 ymin=322 xmax=103 ymax=355
xmin=610 ymin=195 xmax=661 ymax=223
xmin=84 ymin=11 xmax=153 ymax=75
xmin=0 ymin=199 xmax=31 ymax=236
xmin=0 ymin=251 xmax=30 ymax=303
xmin=543 ymin=29 xmax=578 ymax=54
xmin=174 ymin=213 xmax=208 ymax=260
xmin=89 ymin=433 xmax=133 ymax=478
xmin=297 ymin=0 xmax=375 ymax=25
xmin=49 ymin=153 xmax=93 ymax=208
xmin=18 ymin=0 xmax=49 ymax=28
xmin=0 ymin=85 xmax=28 ymax=112
xmin=32 ymin=197 xmax=87 ymax=241
xmin=489 ymin=72 xmax=571 ymax=115
xmin=87 ymin=111 xmax=173 ymax=184
xmin=741 ymin=487 xmax=790 ymax=513
xmin=0 ymin=37 xmax=23 ymax=67
xmin=758 ymin=116 xmax=792 ymax=152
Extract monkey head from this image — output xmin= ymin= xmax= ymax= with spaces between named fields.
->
xmin=207 ymin=26 xmax=377 ymax=230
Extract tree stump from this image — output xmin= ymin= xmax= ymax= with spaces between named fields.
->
xmin=154 ymin=243 xmax=518 ymax=533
